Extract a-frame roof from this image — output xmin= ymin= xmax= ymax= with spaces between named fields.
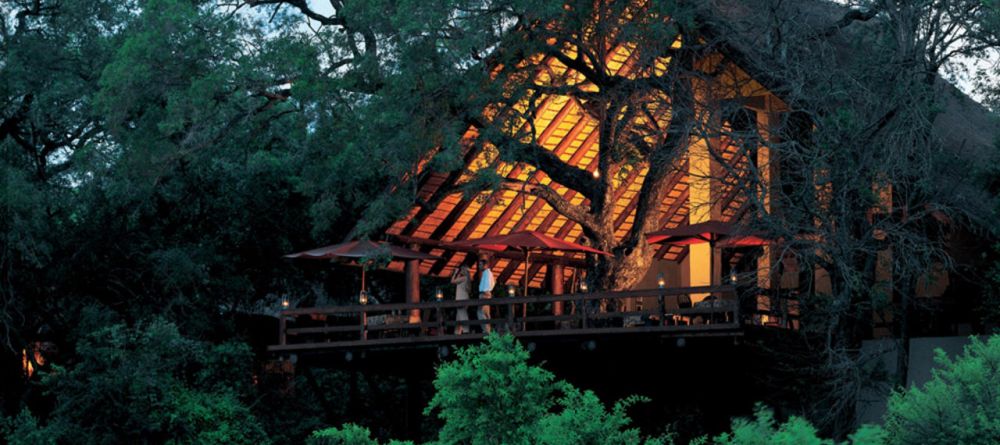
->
xmin=383 ymin=41 xmax=760 ymax=288
xmin=378 ymin=0 xmax=999 ymax=288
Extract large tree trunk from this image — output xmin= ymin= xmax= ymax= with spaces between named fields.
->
xmin=594 ymin=243 xmax=655 ymax=291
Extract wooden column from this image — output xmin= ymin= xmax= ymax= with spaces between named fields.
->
xmin=756 ymin=109 xmax=780 ymax=291
xmin=548 ymin=264 xmax=564 ymax=315
xmin=405 ymin=248 xmax=421 ymax=323
xmin=688 ymin=134 xmax=722 ymax=302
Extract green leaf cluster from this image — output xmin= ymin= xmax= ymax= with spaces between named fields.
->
xmin=1 ymin=315 xmax=269 ymax=444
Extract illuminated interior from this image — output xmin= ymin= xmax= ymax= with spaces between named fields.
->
xmin=385 ymin=36 xmax=781 ymax=290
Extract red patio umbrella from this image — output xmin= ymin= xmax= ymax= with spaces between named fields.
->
xmin=646 ymin=221 xmax=769 ymax=285
xmin=284 ymin=240 xmax=441 ymax=292
xmin=447 ymin=230 xmax=611 ymax=296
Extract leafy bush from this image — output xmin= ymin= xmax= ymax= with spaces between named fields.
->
xmin=0 ymin=317 xmax=269 ymax=444
xmin=424 ymin=334 xmax=665 ymax=445
xmin=308 ymin=424 xmax=413 ymax=445
xmin=696 ymin=405 xmax=887 ymax=445
xmin=309 ymin=334 xmax=662 ymax=445
xmin=882 ymin=336 xmax=1000 ymax=445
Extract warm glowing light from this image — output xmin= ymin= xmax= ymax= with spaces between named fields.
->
xmin=592 ymin=169 xmax=600 ymax=179
xmin=657 ymin=273 xmax=666 ymax=289
xmin=281 ymin=297 xmax=290 ymax=309
xmin=730 ymin=269 xmax=738 ymax=284
xmin=359 ymin=290 xmax=369 ymax=305
xmin=21 ymin=348 xmax=33 ymax=378
xmin=507 ymin=284 xmax=517 ymax=297
xmin=579 ymin=281 xmax=589 ymax=292
xmin=435 ymin=288 xmax=444 ymax=302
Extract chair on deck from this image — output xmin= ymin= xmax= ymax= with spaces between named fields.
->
xmin=669 ymin=294 xmax=692 ymax=325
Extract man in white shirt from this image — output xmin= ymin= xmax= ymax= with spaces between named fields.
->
xmin=477 ymin=257 xmax=495 ymax=333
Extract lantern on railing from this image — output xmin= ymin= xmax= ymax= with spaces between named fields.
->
xmin=359 ymin=289 xmax=369 ymax=305
xmin=435 ymin=288 xmax=444 ymax=302
xmin=657 ymin=273 xmax=666 ymax=289
xmin=579 ymin=281 xmax=589 ymax=292
xmin=507 ymin=284 xmax=517 ymax=297
xmin=281 ymin=296 xmax=290 ymax=309
xmin=729 ymin=268 xmax=738 ymax=285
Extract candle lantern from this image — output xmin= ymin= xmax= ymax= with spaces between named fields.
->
xmin=359 ymin=289 xmax=369 ymax=305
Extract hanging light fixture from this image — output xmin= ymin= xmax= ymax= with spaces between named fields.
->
xmin=579 ymin=281 xmax=589 ymax=292
xmin=281 ymin=296 xmax=290 ymax=309
xmin=435 ymin=288 xmax=444 ymax=302
xmin=730 ymin=268 xmax=738 ymax=285
xmin=657 ymin=273 xmax=666 ymax=289
xmin=358 ymin=289 xmax=369 ymax=305
xmin=507 ymin=284 xmax=517 ymax=297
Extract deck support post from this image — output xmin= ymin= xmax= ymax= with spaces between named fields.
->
xmin=405 ymin=247 xmax=421 ymax=323
xmin=548 ymin=264 xmax=564 ymax=316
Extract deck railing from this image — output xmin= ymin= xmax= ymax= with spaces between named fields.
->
xmin=270 ymin=285 xmax=754 ymax=352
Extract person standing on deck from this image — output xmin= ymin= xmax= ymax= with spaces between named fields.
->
xmin=477 ymin=257 xmax=495 ymax=333
xmin=450 ymin=257 xmax=474 ymax=335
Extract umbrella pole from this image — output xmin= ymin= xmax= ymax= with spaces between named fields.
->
xmin=523 ymin=249 xmax=530 ymax=330
xmin=709 ymin=241 xmax=715 ymax=289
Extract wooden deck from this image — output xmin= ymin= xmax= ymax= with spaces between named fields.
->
xmin=269 ymin=285 xmax=762 ymax=354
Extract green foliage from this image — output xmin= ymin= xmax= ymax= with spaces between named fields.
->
xmin=308 ymin=424 xmax=414 ymax=445
xmin=534 ymin=391 xmax=665 ymax=445
xmin=697 ymin=404 xmax=889 ymax=445
xmin=0 ymin=316 xmax=269 ymax=444
xmin=882 ymin=336 xmax=1000 ymax=445
xmin=1 ymin=411 xmax=57 ymax=445
xmin=424 ymin=334 xmax=558 ymax=444
xmin=299 ymin=334 xmax=663 ymax=445
xmin=703 ymin=405 xmax=833 ymax=445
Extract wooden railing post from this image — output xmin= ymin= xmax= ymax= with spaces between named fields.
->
xmin=279 ymin=314 xmax=287 ymax=346
xmin=361 ymin=310 xmax=367 ymax=341
xmin=507 ymin=299 xmax=515 ymax=332
xmin=658 ymin=293 xmax=666 ymax=326
xmin=437 ymin=305 xmax=444 ymax=336
xmin=548 ymin=264 xmax=564 ymax=316
xmin=405 ymin=252 xmax=421 ymax=323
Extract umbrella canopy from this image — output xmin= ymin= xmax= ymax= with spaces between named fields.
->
xmin=284 ymin=240 xmax=440 ymax=293
xmin=284 ymin=240 xmax=440 ymax=261
xmin=646 ymin=221 xmax=769 ymax=288
xmin=447 ymin=230 xmax=611 ymax=256
xmin=646 ymin=221 xmax=768 ymax=247
xmin=646 ymin=221 xmax=736 ymax=245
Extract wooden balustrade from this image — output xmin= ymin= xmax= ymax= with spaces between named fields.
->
xmin=269 ymin=285 xmax=745 ymax=353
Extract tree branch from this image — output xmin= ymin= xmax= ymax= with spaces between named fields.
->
xmin=503 ymin=181 xmax=600 ymax=235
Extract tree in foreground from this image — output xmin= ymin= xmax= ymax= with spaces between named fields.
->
xmin=881 ymin=335 xmax=1000 ymax=445
xmin=311 ymin=333 xmax=665 ymax=445
xmin=1 ymin=314 xmax=269 ymax=445
xmin=704 ymin=334 xmax=1000 ymax=445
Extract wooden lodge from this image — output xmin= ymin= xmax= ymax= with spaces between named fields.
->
xmin=270 ymin=0 xmax=998 ymax=357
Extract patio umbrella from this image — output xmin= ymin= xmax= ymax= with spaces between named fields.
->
xmin=646 ymin=221 xmax=769 ymax=285
xmin=446 ymin=230 xmax=611 ymax=297
xmin=284 ymin=240 xmax=441 ymax=292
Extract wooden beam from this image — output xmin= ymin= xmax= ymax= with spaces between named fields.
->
xmin=391 ymin=235 xmax=588 ymax=268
